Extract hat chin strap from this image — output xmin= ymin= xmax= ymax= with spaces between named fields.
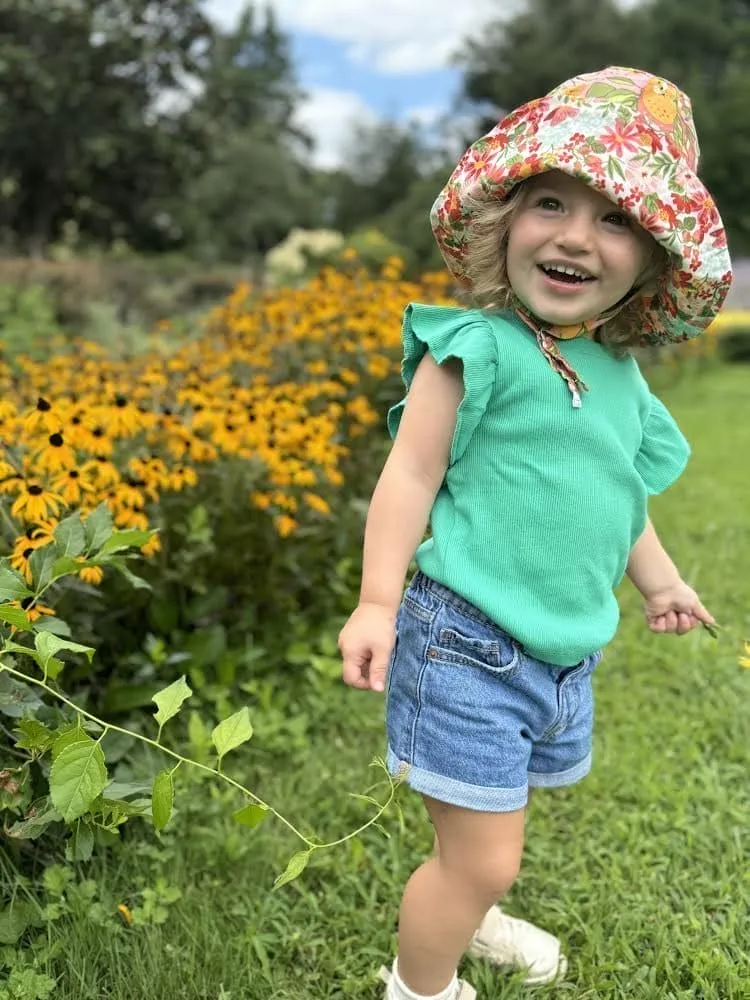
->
xmin=512 ymin=287 xmax=640 ymax=341
xmin=511 ymin=287 xmax=641 ymax=408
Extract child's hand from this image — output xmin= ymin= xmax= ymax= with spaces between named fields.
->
xmin=643 ymin=580 xmax=715 ymax=635
xmin=338 ymin=602 xmax=397 ymax=693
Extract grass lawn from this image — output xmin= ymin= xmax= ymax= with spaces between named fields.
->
xmin=8 ymin=364 xmax=750 ymax=1000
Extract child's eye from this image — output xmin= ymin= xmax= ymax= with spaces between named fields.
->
xmin=604 ymin=212 xmax=630 ymax=228
xmin=536 ymin=197 xmax=562 ymax=211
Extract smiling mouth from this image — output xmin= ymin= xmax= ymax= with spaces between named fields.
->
xmin=538 ymin=264 xmax=596 ymax=284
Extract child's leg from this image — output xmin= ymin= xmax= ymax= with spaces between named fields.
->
xmin=396 ymin=794 xmax=525 ymax=997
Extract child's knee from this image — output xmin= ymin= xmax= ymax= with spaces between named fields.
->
xmin=445 ymin=846 xmax=521 ymax=903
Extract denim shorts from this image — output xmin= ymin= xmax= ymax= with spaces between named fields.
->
xmin=385 ymin=572 xmax=602 ymax=812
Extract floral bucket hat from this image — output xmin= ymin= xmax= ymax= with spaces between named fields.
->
xmin=431 ymin=66 xmax=733 ymax=353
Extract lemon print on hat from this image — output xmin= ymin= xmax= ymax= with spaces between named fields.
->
xmin=639 ymin=77 xmax=680 ymax=128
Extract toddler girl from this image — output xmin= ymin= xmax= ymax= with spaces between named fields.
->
xmin=339 ymin=66 xmax=731 ymax=1000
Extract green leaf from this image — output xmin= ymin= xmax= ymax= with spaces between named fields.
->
xmin=211 ymin=707 xmax=253 ymax=764
xmin=273 ymin=849 xmax=311 ymax=890
xmin=6 ymin=798 xmax=61 ymax=841
xmin=587 ymin=83 xmax=616 ymax=98
xmin=50 ymin=724 xmax=86 ymax=761
xmin=0 ymin=605 xmax=31 ymax=628
xmin=151 ymin=771 xmax=174 ymax=831
xmin=98 ymin=529 xmax=155 ymax=555
xmin=50 ymin=556 xmax=84 ymax=581
xmin=232 ymin=802 xmax=268 ymax=829
xmin=67 ymin=821 xmax=94 ymax=862
xmin=32 ymin=616 xmax=72 ymax=637
xmin=29 ymin=545 xmax=57 ymax=590
xmin=152 ymin=675 xmax=192 ymax=729
xmin=34 ymin=632 xmax=94 ymax=680
xmin=55 ymin=513 xmax=86 ymax=558
xmin=0 ymin=566 xmax=33 ymax=602
xmin=106 ymin=557 xmax=152 ymax=590
xmin=0 ymin=900 xmax=39 ymax=944
xmin=49 ymin=737 xmax=108 ymax=822
xmin=14 ymin=718 xmax=54 ymax=753
xmin=83 ymin=503 xmax=114 ymax=553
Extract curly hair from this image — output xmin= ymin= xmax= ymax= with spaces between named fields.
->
xmin=460 ymin=181 xmax=671 ymax=356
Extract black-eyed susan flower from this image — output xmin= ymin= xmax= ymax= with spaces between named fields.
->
xmin=274 ymin=514 xmax=297 ymax=538
xmin=10 ymin=529 xmax=55 ymax=583
xmin=81 ymin=457 xmax=121 ymax=489
xmin=140 ymin=533 xmax=161 ymax=558
xmin=79 ymin=563 xmax=105 ymax=585
xmin=33 ymin=432 xmax=78 ymax=475
xmin=10 ymin=596 xmax=56 ymax=622
xmin=113 ymin=508 xmax=149 ymax=531
xmin=304 ymin=492 xmax=331 ymax=516
xmin=10 ymin=482 xmax=63 ymax=522
xmin=52 ymin=467 xmax=97 ymax=506
xmin=23 ymin=397 xmax=59 ymax=435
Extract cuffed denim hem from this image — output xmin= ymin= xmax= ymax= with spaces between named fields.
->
xmin=527 ymin=751 xmax=592 ymax=788
xmin=387 ymin=746 xmax=528 ymax=812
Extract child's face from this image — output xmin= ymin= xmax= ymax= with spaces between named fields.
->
xmin=506 ymin=171 xmax=655 ymax=327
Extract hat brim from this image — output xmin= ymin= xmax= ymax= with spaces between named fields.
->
xmin=431 ymin=148 xmax=732 ymax=345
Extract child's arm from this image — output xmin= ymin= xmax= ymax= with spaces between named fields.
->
xmin=626 ymin=518 xmax=715 ymax=634
xmin=339 ymin=353 xmax=464 ymax=692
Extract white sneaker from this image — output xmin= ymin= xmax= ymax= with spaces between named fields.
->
xmin=378 ymin=965 xmax=477 ymax=1000
xmin=467 ymin=906 xmax=568 ymax=986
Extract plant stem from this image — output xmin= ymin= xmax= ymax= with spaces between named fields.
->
xmin=0 ymin=661 xmax=397 ymax=853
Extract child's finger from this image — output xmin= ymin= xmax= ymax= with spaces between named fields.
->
xmin=676 ymin=611 xmax=694 ymax=634
xmin=342 ymin=651 xmax=370 ymax=688
xmin=368 ymin=647 xmax=391 ymax=694
xmin=692 ymin=600 xmax=715 ymax=625
xmin=649 ymin=614 xmax=667 ymax=633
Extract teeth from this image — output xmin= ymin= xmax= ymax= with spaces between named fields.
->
xmin=543 ymin=264 xmax=591 ymax=279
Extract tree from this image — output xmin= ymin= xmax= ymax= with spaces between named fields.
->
xmin=177 ymin=5 xmax=316 ymax=261
xmin=329 ymin=122 xmax=431 ymax=233
xmin=457 ymin=0 xmax=639 ymax=126
xmin=0 ymin=0 xmax=212 ymax=253
xmin=180 ymin=124 xmax=322 ymax=263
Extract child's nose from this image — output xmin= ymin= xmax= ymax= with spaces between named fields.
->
xmin=555 ymin=211 xmax=595 ymax=251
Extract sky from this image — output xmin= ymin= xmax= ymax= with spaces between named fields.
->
xmin=203 ymin=0 xmax=510 ymax=168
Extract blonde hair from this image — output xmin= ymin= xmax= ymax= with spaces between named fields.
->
xmin=462 ymin=181 xmax=671 ymax=355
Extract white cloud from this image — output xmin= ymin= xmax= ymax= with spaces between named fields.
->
xmin=205 ymin=0 xmax=508 ymax=74
xmin=294 ymin=87 xmax=380 ymax=169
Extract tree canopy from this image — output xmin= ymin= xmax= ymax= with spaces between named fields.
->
xmin=1 ymin=0 xmax=748 ymax=263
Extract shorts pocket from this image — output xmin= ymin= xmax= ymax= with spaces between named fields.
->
xmin=429 ymin=626 xmax=519 ymax=675
xmin=384 ymin=624 xmax=400 ymax=699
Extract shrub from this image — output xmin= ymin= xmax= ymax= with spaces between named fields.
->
xmin=717 ymin=327 xmax=750 ymax=363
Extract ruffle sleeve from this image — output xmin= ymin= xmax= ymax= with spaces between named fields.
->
xmin=386 ymin=303 xmax=498 ymax=464
xmin=634 ymin=394 xmax=690 ymax=495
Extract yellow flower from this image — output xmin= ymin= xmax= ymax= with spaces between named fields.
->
xmin=251 ymin=491 xmax=272 ymax=510
xmin=739 ymin=642 xmax=750 ymax=670
xmin=33 ymin=432 xmax=78 ymax=474
xmin=52 ymin=467 xmax=97 ymax=506
xmin=10 ymin=482 xmax=63 ymax=523
xmin=304 ymin=492 xmax=331 ymax=516
xmin=274 ymin=514 xmax=297 ymax=537
xmin=140 ymin=533 xmax=161 ymax=558
xmin=23 ymin=396 xmax=59 ymax=435
xmin=9 ymin=597 xmax=56 ymax=622
xmin=79 ymin=564 xmax=105 ymax=585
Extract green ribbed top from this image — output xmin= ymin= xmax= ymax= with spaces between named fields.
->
xmin=387 ymin=303 xmax=690 ymax=666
